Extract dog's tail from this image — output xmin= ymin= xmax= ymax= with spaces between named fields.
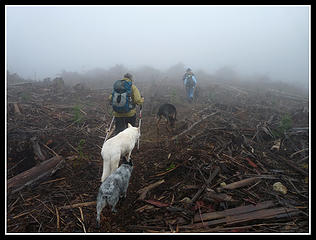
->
xmin=96 ymin=199 xmax=102 ymax=228
xmin=96 ymin=194 xmax=109 ymax=229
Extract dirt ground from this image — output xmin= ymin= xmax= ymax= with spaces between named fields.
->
xmin=6 ymin=79 xmax=309 ymax=233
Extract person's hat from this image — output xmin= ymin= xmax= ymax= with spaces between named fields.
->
xmin=124 ymin=73 xmax=133 ymax=80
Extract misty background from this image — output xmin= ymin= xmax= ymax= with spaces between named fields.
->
xmin=6 ymin=5 xmax=310 ymax=92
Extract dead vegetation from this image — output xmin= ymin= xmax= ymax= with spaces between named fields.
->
xmin=6 ymin=77 xmax=309 ymax=233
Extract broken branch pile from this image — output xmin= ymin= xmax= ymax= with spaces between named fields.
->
xmin=7 ymin=79 xmax=309 ymax=233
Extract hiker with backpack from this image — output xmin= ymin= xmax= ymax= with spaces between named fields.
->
xmin=183 ymin=68 xmax=197 ymax=103
xmin=109 ymin=73 xmax=144 ymax=135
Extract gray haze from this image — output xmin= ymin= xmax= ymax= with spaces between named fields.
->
xmin=6 ymin=5 xmax=310 ymax=90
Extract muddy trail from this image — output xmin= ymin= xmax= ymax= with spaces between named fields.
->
xmin=6 ymin=80 xmax=309 ymax=233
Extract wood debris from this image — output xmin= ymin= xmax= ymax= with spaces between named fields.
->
xmin=6 ymin=77 xmax=309 ymax=233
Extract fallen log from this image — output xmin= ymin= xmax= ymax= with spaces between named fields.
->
xmin=225 ymin=207 xmax=300 ymax=225
xmin=279 ymin=156 xmax=308 ymax=176
xmin=193 ymin=200 xmax=274 ymax=223
xmin=217 ymin=177 xmax=260 ymax=192
xmin=204 ymin=188 xmax=237 ymax=203
xmin=184 ymin=206 xmax=299 ymax=229
xmin=137 ymin=179 xmax=165 ymax=200
xmin=7 ymin=155 xmax=64 ymax=194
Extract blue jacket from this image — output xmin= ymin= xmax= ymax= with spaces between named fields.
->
xmin=184 ymin=74 xmax=197 ymax=88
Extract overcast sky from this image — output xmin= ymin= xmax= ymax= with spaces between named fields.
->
xmin=6 ymin=5 xmax=310 ymax=88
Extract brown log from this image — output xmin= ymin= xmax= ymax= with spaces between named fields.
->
xmin=279 ymin=156 xmax=308 ymax=176
xmin=226 ymin=207 xmax=300 ymax=225
xmin=217 ymin=177 xmax=260 ymax=191
xmin=204 ymin=189 xmax=237 ymax=202
xmin=7 ymin=155 xmax=64 ymax=194
xmin=137 ymin=179 xmax=165 ymax=200
xmin=183 ymin=206 xmax=299 ymax=229
xmin=193 ymin=200 xmax=274 ymax=222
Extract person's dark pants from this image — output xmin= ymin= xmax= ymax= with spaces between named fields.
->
xmin=114 ymin=114 xmax=136 ymax=135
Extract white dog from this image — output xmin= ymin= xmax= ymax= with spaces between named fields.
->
xmin=100 ymin=123 xmax=140 ymax=182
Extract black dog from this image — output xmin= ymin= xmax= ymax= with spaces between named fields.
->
xmin=156 ymin=103 xmax=177 ymax=134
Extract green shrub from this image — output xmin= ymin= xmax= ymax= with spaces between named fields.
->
xmin=77 ymin=139 xmax=86 ymax=161
xmin=272 ymin=113 xmax=293 ymax=138
xmin=72 ymin=139 xmax=86 ymax=167
xmin=166 ymin=162 xmax=176 ymax=171
xmin=72 ymin=105 xmax=83 ymax=123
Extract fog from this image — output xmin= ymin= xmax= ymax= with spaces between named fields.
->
xmin=6 ymin=5 xmax=310 ymax=91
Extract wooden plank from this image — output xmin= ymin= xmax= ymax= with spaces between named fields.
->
xmin=193 ymin=200 xmax=274 ymax=222
xmin=225 ymin=207 xmax=299 ymax=225
xmin=185 ymin=207 xmax=299 ymax=229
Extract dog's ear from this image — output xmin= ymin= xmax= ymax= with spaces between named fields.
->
xmin=127 ymin=123 xmax=132 ymax=128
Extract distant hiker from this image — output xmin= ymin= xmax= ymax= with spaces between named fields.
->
xmin=183 ymin=68 xmax=197 ymax=103
xmin=182 ymin=68 xmax=192 ymax=84
xmin=109 ymin=73 xmax=144 ymax=135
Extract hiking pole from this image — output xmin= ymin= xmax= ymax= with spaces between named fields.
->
xmin=137 ymin=105 xmax=142 ymax=150
xmin=104 ymin=116 xmax=115 ymax=144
